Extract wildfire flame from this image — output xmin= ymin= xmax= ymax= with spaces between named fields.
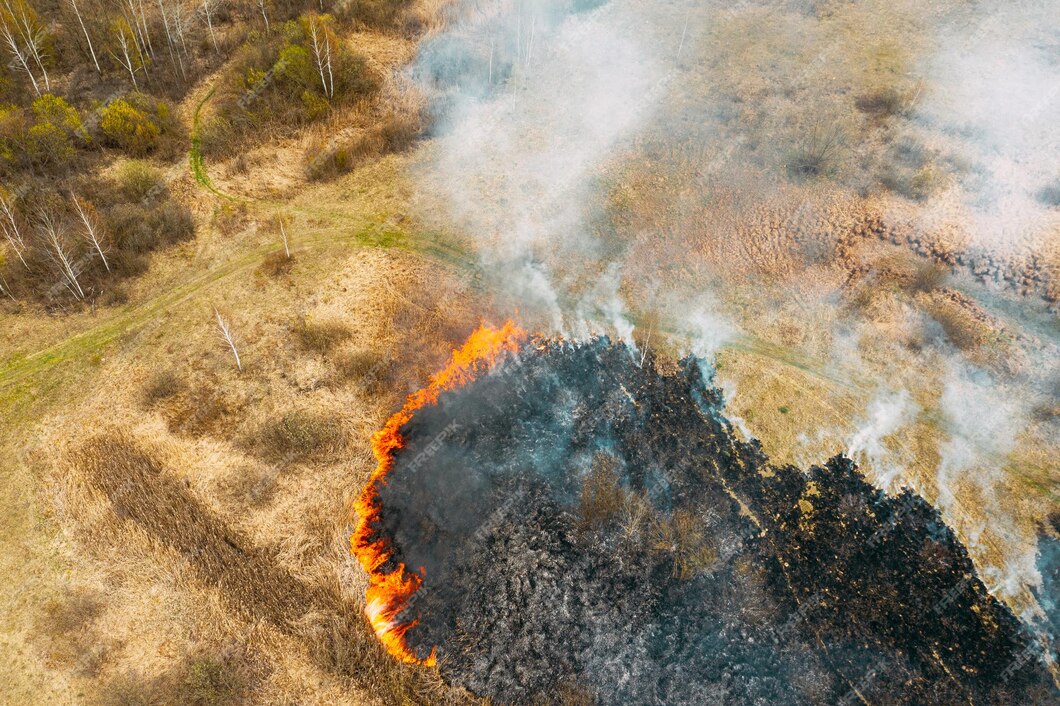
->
xmin=351 ymin=320 xmax=527 ymax=666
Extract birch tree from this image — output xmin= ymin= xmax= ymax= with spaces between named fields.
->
xmin=71 ymin=194 xmax=109 ymax=272
xmin=214 ymin=308 xmax=242 ymax=371
xmin=279 ymin=218 xmax=290 ymax=258
xmin=67 ymin=0 xmax=100 ymax=75
xmin=110 ymin=16 xmax=141 ymax=87
xmin=305 ymin=13 xmax=335 ymax=98
xmin=156 ymin=0 xmax=185 ymax=80
xmin=0 ymin=0 xmax=42 ymax=95
xmin=170 ymin=0 xmax=189 ymax=57
xmin=0 ymin=191 xmax=29 ymax=269
xmin=256 ymin=0 xmax=269 ymax=33
xmin=120 ymin=0 xmax=152 ymax=63
xmin=0 ymin=0 xmax=50 ymax=93
xmin=38 ymin=210 xmax=84 ymax=301
xmin=199 ymin=0 xmax=218 ymax=51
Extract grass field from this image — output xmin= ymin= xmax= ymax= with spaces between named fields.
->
xmin=0 ymin=0 xmax=1056 ymax=702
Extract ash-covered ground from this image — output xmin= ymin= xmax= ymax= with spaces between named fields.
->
xmin=370 ymin=338 xmax=1058 ymax=704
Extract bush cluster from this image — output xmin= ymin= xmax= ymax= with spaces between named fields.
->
xmin=199 ymin=15 xmax=378 ymax=158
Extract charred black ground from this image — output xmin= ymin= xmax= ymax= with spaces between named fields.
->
xmin=369 ymin=338 xmax=1058 ymax=704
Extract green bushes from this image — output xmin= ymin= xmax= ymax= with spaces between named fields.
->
xmin=98 ymin=93 xmax=180 ymax=157
xmin=0 ymin=94 xmax=86 ymax=169
xmin=200 ymin=16 xmax=378 ymax=157
xmin=100 ymin=99 xmax=160 ymax=154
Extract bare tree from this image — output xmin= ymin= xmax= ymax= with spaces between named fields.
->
xmin=0 ymin=0 xmax=50 ymax=92
xmin=133 ymin=0 xmax=153 ymax=57
xmin=170 ymin=0 xmax=189 ymax=57
xmin=0 ymin=270 xmax=14 ymax=301
xmin=0 ymin=0 xmax=41 ymax=95
xmin=68 ymin=0 xmax=101 ymax=75
xmin=306 ymin=14 xmax=334 ymax=98
xmin=71 ymin=194 xmax=109 ymax=272
xmin=214 ymin=308 xmax=242 ymax=371
xmin=110 ymin=16 xmax=141 ymax=88
xmin=156 ymin=0 xmax=185 ymax=80
xmin=279 ymin=218 xmax=290 ymax=258
xmin=199 ymin=0 xmax=218 ymax=52
xmin=0 ymin=191 xmax=29 ymax=269
xmin=256 ymin=0 xmax=269 ymax=33
xmin=38 ymin=210 xmax=85 ymax=301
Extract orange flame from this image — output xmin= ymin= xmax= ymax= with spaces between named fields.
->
xmin=351 ymin=320 xmax=526 ymax=666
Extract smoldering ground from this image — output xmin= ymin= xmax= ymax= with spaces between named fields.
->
xmin=362 ymin=338 xmax=1057 ymax=704
xmin=404 ymin=0 xmax=1060 ymax=618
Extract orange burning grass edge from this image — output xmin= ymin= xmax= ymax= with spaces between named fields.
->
xmin=351 ymin=320 xmax=527 ymax=666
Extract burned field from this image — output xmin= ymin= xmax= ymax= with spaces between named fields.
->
xmin=355 ymin=327 xmax=1058 ymax=705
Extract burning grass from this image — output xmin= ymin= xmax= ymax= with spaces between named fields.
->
xmin=353 ymin=328 xmax=1056 ymax=704
xmin=351 ymin=320 xmax=526 ymax=665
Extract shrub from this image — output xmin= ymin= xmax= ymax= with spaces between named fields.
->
xmin=786 ymin=122 xmax=844 ymax=180
xmin=164 ymin=384 xmax=235 ymax=437
xmin=32 ymin=95 xmax=84 ymax=136
xmin=223 ymin=466 xmax=278 ymax=506
xmin=115 ymin=159 xmax=165 ymax=201
xmin=24 ymin=95 xmax=85 ymax=166
xmin=202 ymin=17 xmax=378 ymax=157
xmin=107 ymin=201 xmax=194 ymax=254
xmin=99 ymin=285 xmax=129 ymax=306
xmin=579 ymin=453 xmax=625 ymax=531
xmin=254 ymin=409 xmax=344 ymax=461
xmin=259 ymin=250 xmax=294 ymax=277
xmin=650 ymin=509 xmax=717 ymax=580
xmin=100 ymin=98 xmax=161 ymax=154
xmin=95 ymin=671 xmax=157 ymax=706
xmin=909 ymin=261 xmax=949 ymax=293
xmin=926 ymin=301 xmax=983 ymax=352
xmin=336 ymin=0 xmax=410 ymax=28
xmin=142 ymin=369 xmax=184 ymax=405
xmin=334 ymin=350 xmax=382 ymax=379
xmin=294 ymin=315 xmax=351 ymax=354
xmin=173 ymin=653 xmax=246 ymax=705
xmin=1036 ymin=180 xmax=1060 ymax=207
xmin=855 ymin=86 xmax=905 ymax=118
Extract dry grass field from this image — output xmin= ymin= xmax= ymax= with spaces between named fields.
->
xmin=0 ymin=0 xmax=1056 ymax=703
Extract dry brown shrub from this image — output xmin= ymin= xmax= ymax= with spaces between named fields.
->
xmin=141 ymin=369 xmax=184 ymax=406
xmin=578 ymin=453 xmax=625 ymax=531
xmin=34 ymin=588 xmax=108 ymax=676
xmin=909 ymin=261 xmax=949 ymax=293
xmin=221 ymin=466 xmax=279 ymax=508
xmin=250 ymin=409 xmax=345 ymax=462
xmin=926 ymin=301 xmax=984 ymax=352
xmin=855 ymin=86 xmax=906 ymax=118
xmin=650 ymin=509 xmax=718 ymax=580
xmin=258 ymin=251 xmax=294 ymax=278
xmin=162 ymin=382 xmax=238 ymax=437
xmin=293 ymin=315 xmax=352 ymax=355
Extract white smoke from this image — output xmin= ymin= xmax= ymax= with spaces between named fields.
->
xmin=847 ymin=389 xmax=919 ymax=493
xmin=935 ymin=362 xmax=1025 ymax=511
xmin=917 ymin=2 xmax=1060 ymax=250
xmin=416 ymin=0 xmax=667 ymax=337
